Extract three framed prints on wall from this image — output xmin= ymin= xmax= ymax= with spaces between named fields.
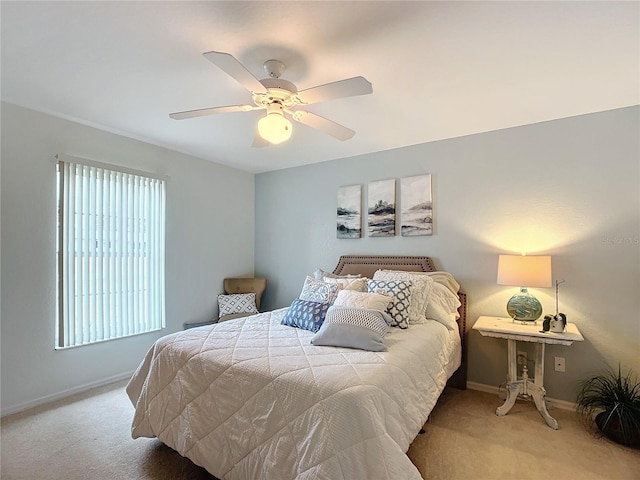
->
xmin=337 ymin=174 xmax=432 ymax=239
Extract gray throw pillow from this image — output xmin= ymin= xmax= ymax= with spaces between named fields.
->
xmin=311 ymin=306 xmax=389 ymax=351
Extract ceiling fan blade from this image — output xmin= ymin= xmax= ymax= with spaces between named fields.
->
xmin=291 ymin=110 xmax=355 ymax=141
xmin=203 ymin=51 xmax=268 ymax=94
xmin=296 ymin=76 xmax=372 ymax=105
xmin=169 ymin=104 xmax=255 ymax=120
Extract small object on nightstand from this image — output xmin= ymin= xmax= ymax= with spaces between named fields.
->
xmin=550 ymin=312 xmax=566 ymax=333
xmin=549 ymin=279 xmax=567 ymax=332
xmin=541 ymin=312 xmax=566 ymax=333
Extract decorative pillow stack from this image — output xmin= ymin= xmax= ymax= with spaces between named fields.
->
xmin=281 ymin=276 xmax=341 ymax=333
xmin=366 ymin=279 xmax=413 ymax=329
xmin=282 ymin=269 xmax=463 ymax=336
xmin=218 ymin=293 xmax=259 ymax=317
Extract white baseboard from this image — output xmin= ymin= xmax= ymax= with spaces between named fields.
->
xmin=1 ymin=371 xmax=134 ymax=417
xmin=466 ymin=381 xmax=576 ymax=411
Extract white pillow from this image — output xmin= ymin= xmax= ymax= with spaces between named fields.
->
xmin=373 ymin=270 xmax=434 ymax=324
xmin=218 ymin=293 xmax=258 ymax=316
xmin=323 ymin=276 xmax=367 ymax=292
xmin=425 ymin=282 xmax=461 ymax=330
xmin=333 ymin=290 xmax=392 ymax=312
xmin=423 ymin=271 xmax=460 ymax=295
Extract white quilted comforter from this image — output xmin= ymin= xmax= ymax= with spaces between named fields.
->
xmin=127 ymin=308 xmax=461 ymax=480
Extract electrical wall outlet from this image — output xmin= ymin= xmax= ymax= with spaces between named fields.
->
xmin=555 ymin=356 xmax=566 ymax=372
xmin=517 ymin=351 xmax=527 ymax=365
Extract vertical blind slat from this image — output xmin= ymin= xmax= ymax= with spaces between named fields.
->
xmin=56 ymin=160 xmax=165 ymax=348
xmin=108 ymin=170 xmax=116 ymax=340
xmin=82 ymin=165 xmax=90 ymax=344
xmin=95 ymin=168 xmax=104 ymax=342
xmin=64 ymin=162 xmax=74 ymax=347
xmin=116 ymin=171 xmax=124 ymax=338
xmin=76 ymin=165 xmax=85 ymax=344
xmin=89 ymin=166 xmax=97 ymax=342
xmin=127 ymin=175 xmax=134 ymax=335
xmin=104 ymin=171 xmax=110 ymax=340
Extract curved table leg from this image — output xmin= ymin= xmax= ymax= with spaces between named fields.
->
xmin=532 ymin=342 xmax=559 ymax=429
xmin=530 ymin=382 xmax=558 ymax=429
xmin=496 ymin=381 xmax=522 ymax=416
xmin=497 ymin=338 xmax=522 ymax=416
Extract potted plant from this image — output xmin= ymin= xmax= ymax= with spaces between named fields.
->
xmin=576 ymin=365 xmax=640 ymax=448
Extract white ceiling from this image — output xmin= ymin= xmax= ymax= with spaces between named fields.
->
xmin=2 ymin=1 xmax=638 ymax=174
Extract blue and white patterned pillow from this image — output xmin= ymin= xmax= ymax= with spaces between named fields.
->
xmin=373 ymin=270 xmax=434 ymax=324
xmin=299 ymin=276 xmax=340 ymax=304
xmin=281 ymin=298 xmax=330 ymax=333
xmin=367 ymin=279 xmax=412 ymax=329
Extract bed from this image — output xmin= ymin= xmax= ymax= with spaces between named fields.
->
xmin=126 ymin=255 xmax=467 ymax=480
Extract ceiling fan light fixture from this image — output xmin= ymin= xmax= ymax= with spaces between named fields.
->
xmin=171 ymin=51 xmax=373 ymax=143
xmin=258 ymin=106 xmax=292 ymax=145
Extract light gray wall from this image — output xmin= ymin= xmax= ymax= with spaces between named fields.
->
xmin=1 ymin=103 xmax=255 ymax=414
xmin=255 ymin=106 xmax=640 ymax=403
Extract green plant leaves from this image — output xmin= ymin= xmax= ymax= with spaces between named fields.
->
xmin=576 ymin=365 xmax=640 ymax=447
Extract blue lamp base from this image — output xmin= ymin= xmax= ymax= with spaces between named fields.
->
xmin=506 ymin=287 xmax=543 ymax=322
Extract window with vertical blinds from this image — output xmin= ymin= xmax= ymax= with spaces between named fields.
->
xmin=56 ymin=155 xmax=166 ymax=349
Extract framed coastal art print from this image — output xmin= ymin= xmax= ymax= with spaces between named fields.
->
xmin=337 ymin=184 xmax=362 ymax=239
xmin=400 ymin=174 xmax=433 ymax=236
xmin=367 ymin=179 xmax=395 ymax=237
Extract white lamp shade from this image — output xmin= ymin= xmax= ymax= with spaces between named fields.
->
xmin=258 ymin=112 xmax=292 ymax=144
xmin=497 ymin=255 xmax=552 ymax=288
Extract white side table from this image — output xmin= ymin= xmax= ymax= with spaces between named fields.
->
xmin=473 ymin=316 xmax=584 ymax=429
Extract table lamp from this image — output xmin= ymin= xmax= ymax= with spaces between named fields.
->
xmin=497 ymin=254 xmax=552 ymax=322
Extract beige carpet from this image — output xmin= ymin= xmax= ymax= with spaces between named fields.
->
xmin=1 ymin=381 xmax=638 ymax=480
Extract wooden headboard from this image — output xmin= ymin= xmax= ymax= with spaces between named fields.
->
xmin=333 ymin=255 xmax=467 ymax=390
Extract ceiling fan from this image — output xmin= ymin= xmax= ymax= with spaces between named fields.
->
xmin=169 ymin=51 xmax=373 ymax=145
